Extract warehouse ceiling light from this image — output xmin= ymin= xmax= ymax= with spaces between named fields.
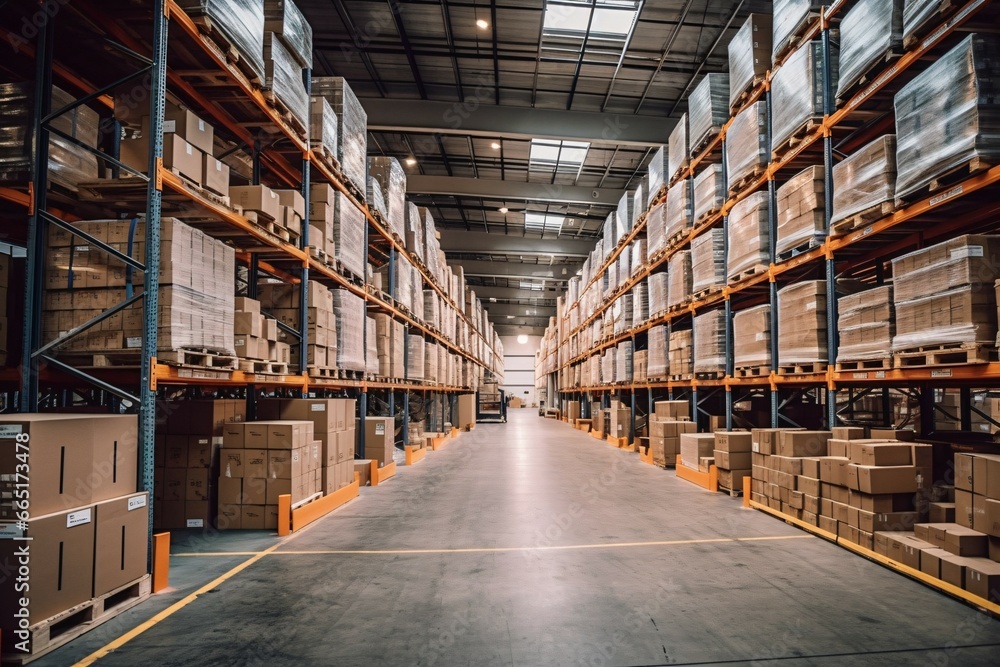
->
xmin=517 ymin=334 xmax=529 ymax=344
xmin=491 ymin=141 xmax=501 ymax=149
xmin=524 ymin=212 xmax=565 ymax=235
xmin=543 ymin=0 xmax=639 ymax=39
xmin=476 ymin=19 xmax=489 ymax=29
xmin=519 ymin=281 xmax=544 ymax=291
xmin=499 ymin=206 xmax=509 ymax=214
xmin=405 ymin=157 xmax=417 ymax=166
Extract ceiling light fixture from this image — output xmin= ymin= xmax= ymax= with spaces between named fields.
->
xmin=499 ymin=207 xmax=509 ymax=214
xmin=476 ymin=19 xmax=489 ymax=29
xmin=506 ymin=315 xmax=515 ymax=319
xmin=405 ymin=157 xmax=416 ymax=166
xmin=491 ymin=141 xmax=501 ymax=149
xmin=517 ymin=334 xmax=529 ymax=345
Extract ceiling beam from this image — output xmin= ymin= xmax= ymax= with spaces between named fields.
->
xmin=482 ymin=303 xmax=556 ymax=318
xmin=450 ymin=259 xmax=576 ymax=281
xmin=439 ymin=230 xmax=595 ymax=256
xmin=361 ymin=98 xmax=674 ymax=147
xmin=406 ymin=175 xmax=622 ymax=206
xmin=471 ymin=286 xmax=565 ymax=302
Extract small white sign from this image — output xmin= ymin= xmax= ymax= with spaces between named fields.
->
xmin=163 ymin=120 xmax=176 ymax=133
xmin=0 ymin=424 xmax=24 ymax=438
xmin=311 ymin=404 xmax=326 ymax=412
xmin=0 ymin=523 xmax=25 ymax=539
xmin=127 ymin=495 xmax=147 ymax=511
xmin=186 ymin=519 xmax=204 ymax=528
xmin=67 ymin=509 xmax=92 ymax=528
xmin=375 ymin=423 xmax=385 ymax=435
xmin=126 ymin=336 xmax=142 ymax=348
xmin=951 ymin=245 xmax=984 ymax=260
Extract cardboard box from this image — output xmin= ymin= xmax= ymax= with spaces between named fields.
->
xmin=266 ymin=478 xmax=293 ymax=505
xmin=187 ymin=436 xmax=214 ymax=468
xmin=231 ymin=184 xmax=282 ymax=222
xmin=243 ymin=423 xmax=269 ymax=449
xmin=965 ymin=559 xmax=1000 ymax=602
xmin=266 ymin=421 xmax=313 ymax=449
xmin=185 ymin=467 xmax=210 ymax=501
xmin=955 ymin=453 xmax=975 ymax=492
xmin=679 ymin=433 xmax=715 ymax=469
xmin=654 ymin=400 xmax=689 ymax=420
xmin=217 ymin=503 xmax=241 ymax=530
xmin=650 ymin=420 xmax=697 ymax=438
xmin=244 ymin=449 xmax=268 ymax=479
xmin=241 ymin=505 xmax=266 ymax=529
xmin=854 ymin=465 xmax=920 ymax=494
xmin=220 ymin=448 xmax=245 ymax=478
xmin=160 ymin=102 xmax=214 ymax=153
xmin=945 ymin=525 xmax=989 ymax=557
xmin=832 ymin=426 xmax=865 ymax=440
xmin=355 ymin=460 xmax=372 ymax=486
xmin=267 ymin=448 xmax=307 ymax=480
xmin=714 ymin=431 xmax=753 ymax=453
xmin=972 ymin=454 xmax=1000 ymax=499
xmin=929 ymin=502 xmax=956 ymax=524
xmin=202 ymin=153 xmax=230 ymax=196
xmin=715 ymin=450 xmax=752 ymax=470
xmin=849 ymin=442 xmax=912 ymax=467
xmin=243 ymin=477 xmax=267 ymax=505
xmin=777 ymin=430 xmax=831 ymax=458
xmin=93 ymin=493 xmax=149 ymax=597
xmin=163 ymin=134 xmax=203 ymax=184
xmin=218 ymin=476 xmax=247 ymax=506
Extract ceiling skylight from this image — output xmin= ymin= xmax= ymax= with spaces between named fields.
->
xmin=543 ymin=1 xmax=639 ymax=38
xmin=524 ymin=212 xmax=565 ymax=235
xmin=529 ymin=139 xmax=590 ymax=171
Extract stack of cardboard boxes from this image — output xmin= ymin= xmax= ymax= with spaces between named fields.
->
xmin=1 ymin=415 xmax=148 ymax=650
xmin=836 ymin=286 xmax=894 ymax=365
xmin=776 ymin=281 xmax=828 ymax=367
xmin=668 ymin=329 xmax=693 ymax=378
xmin=679 ymin=432 xmax=715 ymax=472
xmin=361 ymin=416 xmax=395 ymax=466
xmin=374 ymin=313 xmax=406 ymax=379
xmin=457 ymin=394 xmax=476 ymax=430
xmin=714 ymin=431 xmax=753 ymax=491
xmin=234 ymin=296 xmax=290 ymax=368
xmin=648 ymin=401 xmax=697 ymax=467
xmin=776 ymin=165 xmax=824 ymax=256
xmin=259 ymin=280 xmax=337 ymax=370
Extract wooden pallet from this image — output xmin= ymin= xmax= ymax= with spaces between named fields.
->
xmin=894 ymin=156 xmax=994 ymax=208
xmin=158 ymin=348 xmax=239 ymax=370
xmin=695 ymin=204 xmax=722 ymax=225
xmin=772 ymin=12 xmax=822 ymax=65
xmin=730 ymin=75 xmax=766 ymax=113
xmin=771 ymin=118 xmax=822 ymax=162
xmin=668 ymin=373 xmax=693 ymax=381
xmin=727 ymin=165 xmax=767 ymax=196
xmin=189 ymin=14 xmax=262 ymax=86
xmin=776 ymin=237 xmax=823 ymax=263
xmin=733 ymin=365 xmax=771 ymax=378
xmin=835 ymin=51 xmax=904 ymax=107
xmin=308 ymin=246 xmax=328 ymax=264
xmin=893 ymin=342 xmax=998 ymax=368
xmin=239 ymin=359 xmax=289 ymax=374
xmin=719 ymin=485 xmax=744 ymax=498
xmin=691 ymin=285 xmax=723 ymax=302
xmin=695 ymin=371 xmax=725 ymax=380
xmin=777 ymin=362 xmax=827 ymax=375
xmin=261 ymin=88 xmax=309 ymax=140
xmin=730 ymin=264 xmax=769 ymax=283
xmin=311 ymin=143 xmax=342 ymax=177
xmin=2 ymin=575 xmax=150 ymax=665
xmin=663 ymin=227 xmax=689 ymax=251
xmin=903 ymin=0 xmax=961 ymax=49
xmin=690 ymin=125 xmax=725 ymax=159
xmin=834 ymin=357 xmax=892 ymax=372
xmin=830 ymin=201 xmax=895 ymax=236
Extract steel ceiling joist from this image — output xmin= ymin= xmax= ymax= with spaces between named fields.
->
xmin=438 ymin=230 xmax=594 ymax=256
xmin=451 ymin=259 xmax=577 ymax=281
xmin=407 ymin=175 xmax=622 ymax=205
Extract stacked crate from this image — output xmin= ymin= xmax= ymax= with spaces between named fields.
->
xmin=836 ymin=286 xmax=894 ymax=368
xmin=679 ymin=432 xmax=716 ymax=472
xmin=715 ymin=431 xmax=753 ymax=493
xmin=733 ymin=304 xmax=771 ymax=372
xmin=776 ymin=166 xmax=824 ymax=256
xmin=669 ymin=328 xmax=693 ymax=379
xmin=234 ymin=297 xmax=289 ymax=370
xmin=259 ymin=281 xmax=337 ymax=371
xmin=648 ymin=401 xmax=696 ymax=467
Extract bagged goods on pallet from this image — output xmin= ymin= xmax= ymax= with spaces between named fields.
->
xmin=43 ymin=218 xmax=235 ymax=354
xmin=772 ymin=0 xmax=822 ymax=63
xmin=646 ymin=145 xmax=669 ymax=206
xmin=667 ymin=250 xmax=692 ymax=309
xmin=831 ymin=135 xmax=898 ymax=227
xmin=891 ymin=235 xmax=1000 ymax=352
xmin=729 ymin=13 xmax=772 ymax=108
xmin=646 ymin=202 xmax=667 ymax=256
xmin=263 ymin=33 xmax=309 ymax=131
xmin=309 ymin=96 xmax=338 ymax=160
xmin=330 ymin=288 xmax=365 ymax=371
xmin=693 ymin=164 xmax=725 ymax=222
xmin=368 ymin=156 xmax=407 ymax=240
xmin=733 ymin=304 xmax=771 ymax=369
xmin=178 ymin=0 xmax=265 ymax=83
xmin=776 ymin=166 xmax=824 ymax=255
xmin=311 ymin=77 xmax=368 ymax=192
xmin=0 ymin=83 xmax=99 ymax=189
xmin=691 ymin=228 xmax=725 ymax=293
xmin=649 ymin=271 xmax=669 ymax=318
xmin=725 ymin=101 xmax=768 ymax=192
xmin=693 ymin=309 xmax=726 ymax=375
xmin=837 ymin=286 xmax=894 ymax=362
xmin=894 ymin=35 xmax=1000 ymax=204
xmin=664 ymin=178 xmax=693 ymax=240
xmin=727 ymin=191 xmax=770 ymax=281
xmin=771 ymin=40 xmax=837 ymax=154
xmin=669 ymin=328 xmax=693 ymax=376
xmin=616 ymin=341 xmax=634 ymax=382
xmin=689 ymin=74 xmax=729 ymax=154
xmin=264 ymin=0 xmax=312 ymax=69
xmin=668 ymin=113 xmax=689 ymax=183
xmin=837 ymin=0 xmax=903 ymax=100
xmin=617 ymin=191 xmax=634 ymax=239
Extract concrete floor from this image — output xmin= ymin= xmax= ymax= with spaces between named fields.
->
xmin=41 ymin=410 xmax=1000 ymax=666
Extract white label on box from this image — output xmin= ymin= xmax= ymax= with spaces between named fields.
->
xmin=127 ymin=495 xmax=147 ymax=511
xmin=951 ymin=246 xmax=983 ymax=260
xmin=75 ymin=245 xmax=89 ymax=252
xmin=67 ymin=508 xmax=92 ymax=528
xmin=375 ymin=423 xmax=385 ymax=435
xmin=126 ymin=336 xmax=142 ymax=348
xmin=215 ymin=160 xmax=223 ymax=171
xmin=0 ymin=424 xmax=23 ymax=438
xmin=311 ymin=404 xmax=326 ymax=412
xmin=198 ymin=119 xmax=205 ymax=131
xmin=755 ymin=333 xmax=765 ymax=341
xmin=186 ymin=519 xmax=204 ymax=528
xmin=163 ymin=120 xmax=176 ymax=133
xmin=0 ymin=523 xmax=25 ymax=539
xmin=185 ymin=143 xmax=193 ymax=155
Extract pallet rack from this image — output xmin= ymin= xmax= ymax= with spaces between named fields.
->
xmin=0 ymin=0 xmax=504 ymax=545
xmin=542 ymin=0 xmax=1000 ymax=443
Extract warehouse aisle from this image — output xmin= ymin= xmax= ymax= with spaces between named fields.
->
xmin=46 ymin=411 xmax=1000 ymax=666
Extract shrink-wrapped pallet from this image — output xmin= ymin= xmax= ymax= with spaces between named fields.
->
xmin=693 ymin=309 xmax=726 ymax=375
xmin=772 ymin=0 xmax=822 ymax=62
xmin=667 ymin=251 xmax=692 ymax=310
xmin=693 ymin=164 xmax=724 ymax=223
xmin=777 ymin=281 xmax=828 ymax=365
xmin=617 ymin=341 xmax=633 ymax=382
xmin=632 ymin=181 xmax=646 ymax=227
xmin=406 ymin=334 xmax=425 ymax=380
xmin=771 ymin=40 xmax=837 ymax=155
xmin=614 ymin=294 xmax=633 ymax=336
xmin=837 ymin=0 xmax=903 ymax=100
xmin=311 ymin=77 xmax=368 ymax=192
xmin=631 ymin=240 xmax=647 ymax=277
xmin=617 ymin=191 xmax=634 ymax=240
xmin=263 ymin=33 xmax=308 ymax=131
xmin=691 ymin=229 xmax=725 ymax=294
xmin=664 ymin=179 xmax=693 ymax=241
xmin=309 ymin=96 xmax=338 ymax=161
xmin=423 ymin=341 xmax=437 ymax=382
xmin=368 ymin=156 xmax=407 ymax=241
xmin=366 ymin=176 xmax=386 ymax=220
xmin=633 ymin=349 xmax=648 ymax=382
xmin=894 ymin=35 xmax=1000 ymax=204
xmin=903 ymin=0 xmax=951 ymax=47
xmin=669 ymin=328 xmax=693 ymax=377
xmin=647 ymin=202 xmax=667 ymax=256
xmin=421 ymin=208 xmax=440 ymax=279
xmin=264 ymin=0 xmax=313 ymax=68
xmin=727 ymin=192 xmax=770 ymax=281
xmin=648 ymin=324 xmax=668 ymax=379
xmin=830 ymin=135 xmax=897 ymax=226
xmin=602 ymin=213 xmax=618 ymax=259
xmin=837 ymin=286 xmax=894 ymax=362
xmin=178 ymin=0 xmax=265 ymax=82
xmin=726 ymin=102 xmax=768 ymax=193
xmin=366 ymin=316 xmax=379 ymax=376
xmin=646 ymin=146 xmax=669 ymax=206
xmin=632 ymin=281 xmax=649 ymax=328
xmin=602 ymin=349 xmax=616 ymax=384
xmin=618 ymin=253 xmax=631 ymax=287
xmin=689 ymin=74 xmax=729 ymax=154
xmin=649 ymin=272 xmax=669 ymax=318
xmin=733 ymin=304 xmax=771 ymax=369
xmin=892 ymin=235 xmax=1000 ymax=303
xmin=776 ymin=166 xmax=824 ymax=255
xmin=331 ymin=288 xmax=366 ymax=372
xmin=406 ymin=202 xmax=425 ymax=262
xmin=729 ymin=13 xmax=772 ymax=108
xmin=668 ymin=114 xmax=688 ymax=183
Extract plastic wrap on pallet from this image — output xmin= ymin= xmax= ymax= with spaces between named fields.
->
xmin=894 ymin=35 xmax=1000 ymax=204
xmin=406 ymin=334 xmax=425 ymax=380
xmin=729 ymin=13 xmax=772 ymax=108
xmin=665 ymin=178 xmax=693 ymax=240
xmin=771 ymin=40 xmax=837 ymax=155
xmin=615 ymin=294 xmax=633 ymax=336
xmin=777 ymin=280 xmax=828 ymax=365
xmin=691 ymin=228 xmax=726 ymax=293
xmin=0 ymin=84 xmax=99 ymax=189
xmin=311 ymin=77 xmax=368 ymax=192
xmin=405 ymin=202 xmax=425 ymax=262
xmin=727 ymin=191 xmax=770 ymax=281
xmin=634 ymin=349 xmax=648 ymax=382
xmin=776 ymin=165 xmax=824 ymax=255
xmin=263 ymin=33 xmax=308 ymax=132
xmin=632 ymin=281 xmax=649 ymax=328
xmin=726 ymin=101 xmax=768 ymax=192
xmin=668 ymin=114 xmax=689 ymax=182
xmin=602 ymin=213 xmax=618 ymax=259
xmin=647 ymin=146 xmax=668 ymax=206
xmin=694 ymin=309 xmax=726 ymax=374
xmin=838 ymin=0 xmax=903 ymax=100
xmin=648 ymin=324 xmax=668 ymax=378
xmin=892 ymin=285 xmax=998 ymax=351
xmin=309 ymin=96 xmax=338 ymax=160
xmin=632 ymin=180 xmax=646 ymax=228
xmin=421 ymin=208 xmax=440 ymax=280
xmin=772 ymin=0 xmax=822 ymax=63
xmin=177 ymin=0 xmax=265 ymax=83
xmin=902 ymin=0 xmax=949 ymax=46
xmin=837 ymin=286 xmax=894 ymax=361
xmin=667 ymin=251 xmax=692 ymax=310
xmin=330 ymin=288 xmax=366 ymax=371
xmin=332 ymin=189 xmax=366 ymax=279
xmin=830 ymin=135 xmax=897 ymax=225
xmin=618 ymin=253 xmax=631 ymax=286
xmin=424 ymin=341 xmax=438 ymax=380
xmin=366 ymin=176 xmax=387 ymax=220
xmin=669 ymin=328 xmax=693 ymax=377
xmin=617 ymin=191 xmax=634 ymax=239
xmin=733 ymin=304 xmax=772 ymax=369
xmin=43 ymin=218 xmax=235 ymax=354
xmin=689 ymin=74 xmax=729 ymax=155
xmin=368 ymin=156 xmax=407 ymax=240
xmin=617 ymin=341 xmax=634 ymax=382
xmin=366 ymin=316 xmax=380 ymax=375
xmin=649 ymin=272 xmax=669 ymax=318
xmin=602 ymin=349 xmax=616 ymax=384
xmin=891 ymin=235 xmax=1000 ymax=304
xmin=264 ymin=0 xmax=313 ymax=68
xmin=646 ymin=203 xmax=667 ymax=256
xmin=631 ymin=240 xmax=647 ymax=277
xmin=693 ymin=164 xmax=725 ymax=223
